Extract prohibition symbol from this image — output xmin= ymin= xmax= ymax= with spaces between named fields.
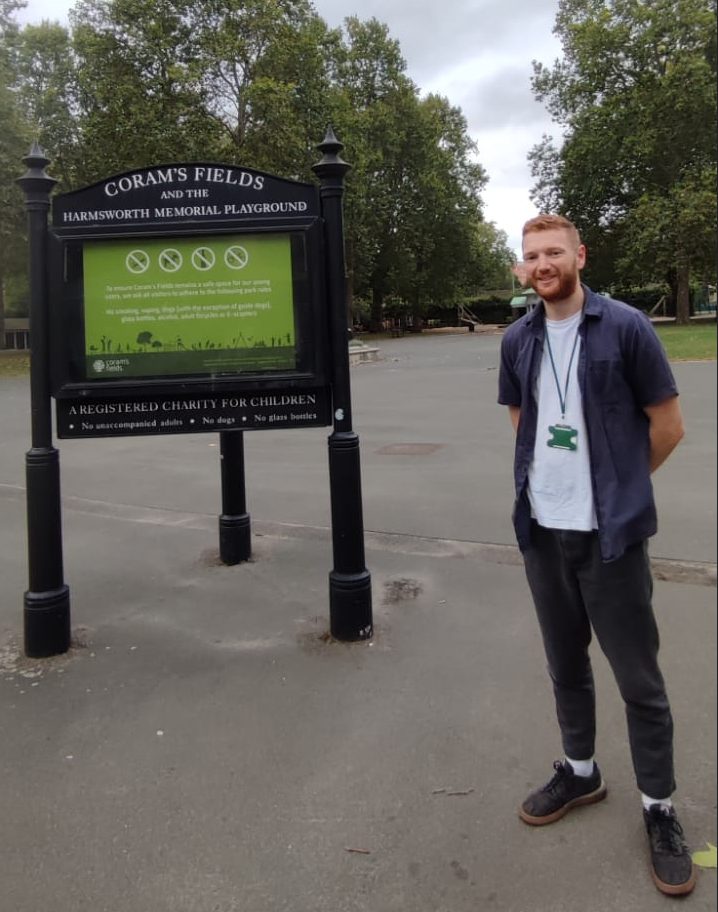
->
xmin=158 ymin=248 xmax=183 ymax=272
xmin=225 ymin=245 xmax=249 ymax=270
xmin=192 ymin=246 xmax=216 ymax=271
xmin=125 ymin=250 xmax=150 ymax=274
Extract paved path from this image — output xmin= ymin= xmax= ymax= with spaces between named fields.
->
xmin=0 ymin=332 xmax=715 ymax=911
xmin=1 ymin=333 xmax=715 ymax=563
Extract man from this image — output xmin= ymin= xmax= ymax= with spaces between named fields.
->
xmin=498 ymin=214 xmax=695 ymax=896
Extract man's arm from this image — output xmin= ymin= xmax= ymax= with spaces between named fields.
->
xmin=643 ymin=395 xmax=685 ymax=473
xmin=508 ymin=405 xmax=521 ymax=433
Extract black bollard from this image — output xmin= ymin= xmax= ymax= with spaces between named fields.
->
xmin=16 ymin=144 xmax=71 ymax=657
xmin=313 ymin=129 xmax=373 ymax=641
xmin=219 ymin=430 xmax=251 ymax=564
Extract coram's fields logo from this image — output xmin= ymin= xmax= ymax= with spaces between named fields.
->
xmin=92 ymin=358 xmax=130 ymax=375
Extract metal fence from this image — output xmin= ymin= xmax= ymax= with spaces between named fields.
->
xmin=3 ymin=329 xmax=30 ymax=350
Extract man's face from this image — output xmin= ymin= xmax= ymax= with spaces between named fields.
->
xmin=519 ymin=228 xmax=586 ymax=303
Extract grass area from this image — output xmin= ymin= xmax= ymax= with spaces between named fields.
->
xmin=362 ymin=322 xmax=717 ymax=360
xmin=654 ymin=323 xmax=716 ymax=361
xmin=0 ymin=351 xmax=30 ymax=376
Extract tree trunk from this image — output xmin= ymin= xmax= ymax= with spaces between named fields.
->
xmin=369 ymin=285 xmax=384 ymax=333
xmin=665 ymin=267 xmax=677 ymax=317
xmin=675 ymin=261 xmax=690 ymax=326
xmin=410 ymin=297 xmax=424 ymax=332
xmin=345 ymin=237 xmax=355 ymax=327
xmin=0 ymin=274 xmax=5 ymax=351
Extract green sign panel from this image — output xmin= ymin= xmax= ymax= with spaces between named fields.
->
xmin=82 ymin=233 xmax=295 ymax=378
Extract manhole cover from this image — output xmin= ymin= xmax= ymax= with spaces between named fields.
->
xmin=376 ymin=443 xmax=443 ymax=456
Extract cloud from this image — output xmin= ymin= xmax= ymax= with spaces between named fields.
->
xmin=456 ymin=64 xmax=554 ymax=130
xmin=312 ymin=0 xmax=563 ymax=207
xmin=483 ymin=184 xmax=540 ymax=254
xmin=313 ymin=0 xmax=560 ymax=87
xmin=310 ymin=0 xmax=563 ymax=252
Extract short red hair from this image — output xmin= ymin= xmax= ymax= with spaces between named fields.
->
xmin=522 ymin=214 xmax=581 ymax=248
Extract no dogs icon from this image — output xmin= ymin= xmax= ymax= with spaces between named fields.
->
xmin=224 ymin=245 xmax=249 ymax=269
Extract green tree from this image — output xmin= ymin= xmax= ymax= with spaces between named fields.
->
xmin=71 ymin=0 xmax=335 ymax=181
xmin=5 ymin=2 xmax=493 ymax=339
xmin=396 ymin=94 xmax=487 ymax=325
xmin=327 ymin=17 xmax=417 ymax=327
xmin=530 ymin=0 xmax=717 ymax=322
xmin=329 ymin=18 xmax=487 ymax=329
xmin=190 ymin=0 xmax=336 ymax=176
xmin=11 ymin=21 xmax=78 ymax=188
xmin=471 ymin=221 xmax=515 ymax=292
xmin=71 ymin=0 xmax=221 ymax=181
xmin=0 ymin=0 xmax=32 ymax=341
xmin=0 ymin=81 xmax=31 ymax=340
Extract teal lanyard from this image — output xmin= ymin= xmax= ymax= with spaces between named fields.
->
xmin=545 ymin=327 xmax=580 ymax=420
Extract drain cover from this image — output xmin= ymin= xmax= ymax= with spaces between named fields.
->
xmin=376 ymin=443 xmax=443 ymax=456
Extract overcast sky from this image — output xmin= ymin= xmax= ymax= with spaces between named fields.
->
xmin=18 ymin=0 xmax=564 ymax=254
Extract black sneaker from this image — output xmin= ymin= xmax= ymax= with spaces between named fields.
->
xmin=643 ymin=805 xmax=697 ymax=896
xmin=519 ymin=760 xmax=607 ymax=826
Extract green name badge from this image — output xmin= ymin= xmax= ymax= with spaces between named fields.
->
xmin=547 ymin=423 xmax=578 ymax=451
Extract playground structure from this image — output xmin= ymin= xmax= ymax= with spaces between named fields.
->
xmin=457 ymin=302 xmax=482 ymax=331
xmin=458 ymin=293 xmax=536 ymax=331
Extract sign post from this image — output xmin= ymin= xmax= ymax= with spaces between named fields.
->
xmin=313 ymin=129 xmax=373 ymax=641
xmin=219 ymin=430 xmax=251 ymax=565
xmin=17 ymin=144 xmax=71 ymax=658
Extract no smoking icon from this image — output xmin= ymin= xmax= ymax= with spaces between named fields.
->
xmin=126 ymin=250 xmax=150 ymax=274
xmin=192 ymin=247 xmax=216 ymax=271
xmin=225 ymin=245 xmax=249 ymax=269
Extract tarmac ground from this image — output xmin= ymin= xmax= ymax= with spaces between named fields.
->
xmin=1 ymin=331 xmax=715 ymax=912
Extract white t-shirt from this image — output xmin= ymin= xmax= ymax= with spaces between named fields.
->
xmin=528 ymin=310 xmax=597 ymax=531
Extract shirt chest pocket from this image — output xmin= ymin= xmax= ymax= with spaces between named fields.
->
xmin=587 ymin=359 xmax=633 ymax=406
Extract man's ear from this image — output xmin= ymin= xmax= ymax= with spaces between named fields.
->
xmin=577 ymin=244 xmax=587 ymax=270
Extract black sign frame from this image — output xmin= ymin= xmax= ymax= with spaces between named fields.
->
xmin=48 ymin=163 xmax=332 ymax=438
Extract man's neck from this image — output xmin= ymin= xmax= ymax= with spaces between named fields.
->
xmin=543 ymin=287 xmax=585 ymax=321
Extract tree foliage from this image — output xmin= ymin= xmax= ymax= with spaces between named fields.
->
xmin=3 ymin=0 xmax=498 ymax=330
xmin=529 ymin=0 xmax=717 ymax=322
xmin=0 ymin=0 xmax=32 ymax=341
xmin=11 ymin=21 xmax=78 ymax=187
xmin=327 ymin=19 xmax=488 ymax=327
xmin=71 ymin=0 xmax=219 ymax=180
xmin=471 ymin=221 xmax=516 ymax=291
xmin=189 ymin=0 xmax=336 ymax=176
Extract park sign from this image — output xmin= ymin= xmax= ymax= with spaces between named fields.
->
xmin=18 ymin=134 xmax=372 ymax=660
xmin=49 ymin=162 xmax=330 ymax=438
xmin=52 ymin=163 xmax=317 ymax=228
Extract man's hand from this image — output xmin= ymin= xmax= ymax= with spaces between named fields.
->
xmin=643 ymin=395 xmax=685 ymax=472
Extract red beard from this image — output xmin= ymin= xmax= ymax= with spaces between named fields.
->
xmin=531 ymin=270 xmax=579 ymax=303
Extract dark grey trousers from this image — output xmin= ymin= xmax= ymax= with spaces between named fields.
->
xmin=523 ymin=521 xmax=675 ymax=799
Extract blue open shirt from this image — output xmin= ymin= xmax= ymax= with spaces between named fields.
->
xmin=498 ymin=286 xmax=679 ymax=561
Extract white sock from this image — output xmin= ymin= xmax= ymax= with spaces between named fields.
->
xmin=565 ymin=756 xmax=595 ymax=777
xmin=642 ymin=793 xmax=673 ymax=813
